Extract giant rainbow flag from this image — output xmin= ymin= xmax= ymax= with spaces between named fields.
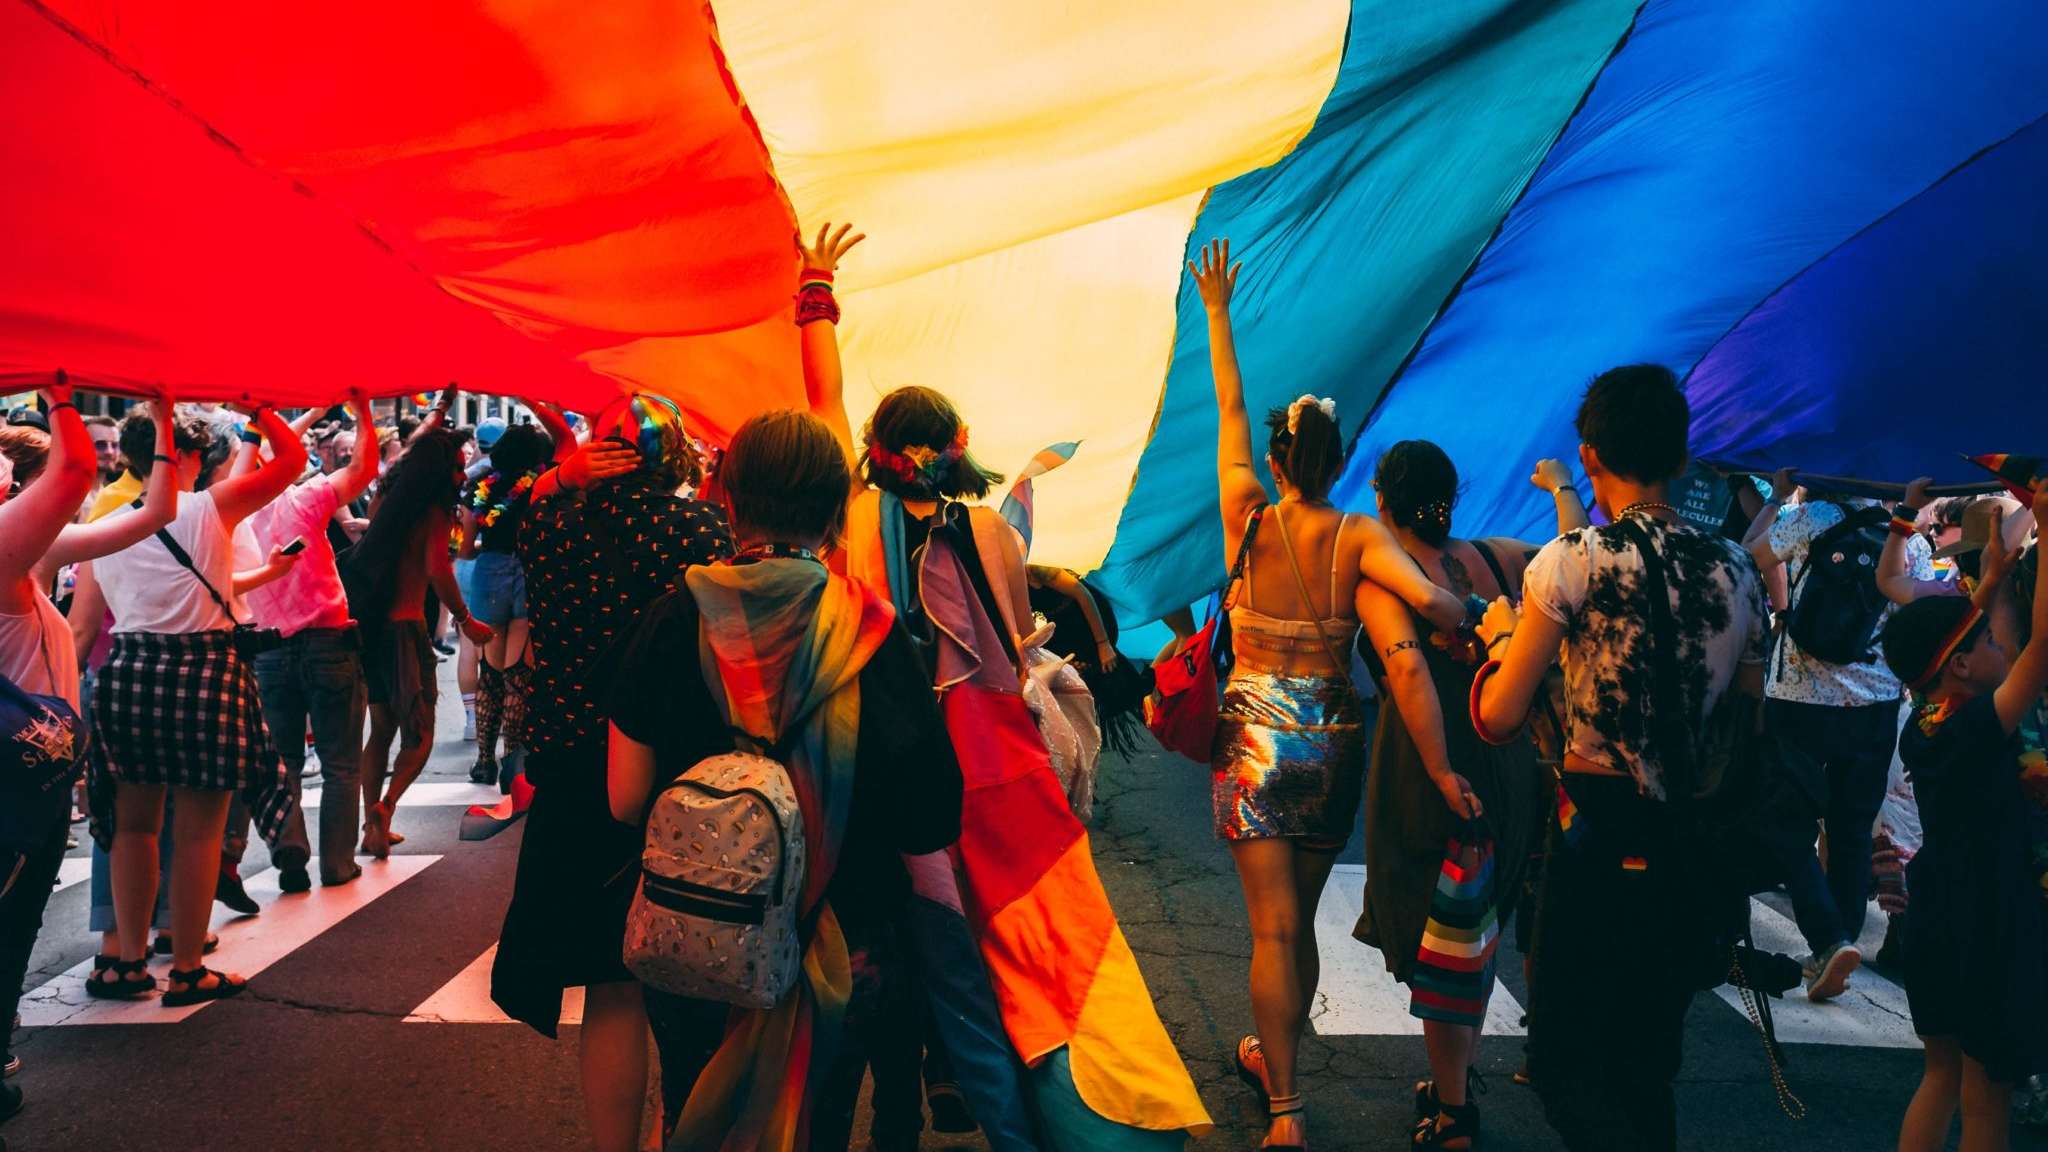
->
xmin=4 ymin=0 xmax=2044 ymax=624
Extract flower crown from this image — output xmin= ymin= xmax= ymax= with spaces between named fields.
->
xmin=1287 ymin=394 xmax=1337 ymax=434
xmin=867 ymin=424 xmax=971 ymax=496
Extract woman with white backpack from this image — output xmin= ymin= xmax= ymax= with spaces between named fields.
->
xmin=606 ymin=408 xmax=962 ymax=1151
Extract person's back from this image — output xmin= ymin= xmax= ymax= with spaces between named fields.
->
xmin=1230 ymin=500 xmax=1362 ymax=678
xmin=96 ymin=491 xmax=234 ymax=636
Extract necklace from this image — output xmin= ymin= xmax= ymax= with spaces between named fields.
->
xmin=734 ymin=542 xmax=823 ymax=566
xmin=1618 ymin=500 xmax=1678 ymax=521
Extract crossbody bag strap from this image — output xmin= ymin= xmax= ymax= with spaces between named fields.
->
xmin=1219 ymin=504 xmax=1266 ymax=612
xmin=1617 ymin=517 xmax=1695 ymax=803
xmin=1272 ymin=504 xmax=1359 ymax=694
xmin=1469 ymin=537 xmax=1514 ymax=598
xmin=150 ymin=523 xmax=241 ymax=627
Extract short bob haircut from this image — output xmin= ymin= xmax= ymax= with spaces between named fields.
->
xmin=860 ymin=386 xmax=1003 ymax=501
xmin=723 ymin=410 xmax=851 ymax=542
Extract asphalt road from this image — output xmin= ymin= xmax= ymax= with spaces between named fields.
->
xmin=5 ymin=668 xmax=2041 ymax=1151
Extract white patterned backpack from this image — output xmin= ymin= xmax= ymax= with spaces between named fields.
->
xmin=622 ymin=746 xmax=808 ymax=1008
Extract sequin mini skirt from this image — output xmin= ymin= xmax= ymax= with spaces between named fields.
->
xmin=1211 ymin=672 xmax=1365 ymax=851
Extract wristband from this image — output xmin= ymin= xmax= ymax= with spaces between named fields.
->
xmin=1888 ymin=513 xmax=1918 ymax=539
xmin=795 ymin=281 xmax=841 ymax=327
xmin=1487 ymin=630 xmax=1514 ymax=651
xmin=1551 ymin=485 xmax=1579 ymax=500
xmin=238 ymin=424 xmax=264 ymax=445
xmin=45 ymin=402 xmax=75 ymax=415
xmin=152 ymin=453 xmax=177 ymax=465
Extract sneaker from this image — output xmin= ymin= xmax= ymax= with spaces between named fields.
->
xmin=927 ymin=1083 xmax=977 ymax=1134
xmin=1806 ymin=942 xmax=1861 ymax=1001
xmin=432 ymin=639 xmax=456 ymax=657
xmin=2 ymin=1053 xmax=18 ymax=1078
xmin=215 ymin=868 xmax=261 ymax=916
xmin=278 ymin=866 xmax=312 ymax=895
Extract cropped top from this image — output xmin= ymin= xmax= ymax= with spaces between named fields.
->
xmin=1229 ymin=507 xmax=1358 ymax=662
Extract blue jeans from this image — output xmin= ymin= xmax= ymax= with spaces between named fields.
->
xmin=253 ymin=628 xmax=366 ymax=879
xmin=1769 ymin=698 xmax=1900 ymax=954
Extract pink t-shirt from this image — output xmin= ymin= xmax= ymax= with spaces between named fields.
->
xmin=246 ymin=475 xmax=352 ymax=636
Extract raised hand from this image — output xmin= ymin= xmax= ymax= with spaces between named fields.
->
xmin=1902 ymin=475 xmax=1934 ymax=513
xmin=1531 ymin=458 xmax=1573 ymax=494
xmin=41 ymin=371 xmax=73 ymax=409
xmin=798 ymin=223 xmax=866 ymax=275
xmin=1476 ymin=595 xmax=1520 ymax=652
xmin=1189 ymin=238 xmax=1240 ymax=314
xmin=1770 ymin=466 xmax=1799 ymax=500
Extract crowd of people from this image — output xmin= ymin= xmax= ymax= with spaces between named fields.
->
xmin=0 ymin=223 xmax=2042 ymax=1152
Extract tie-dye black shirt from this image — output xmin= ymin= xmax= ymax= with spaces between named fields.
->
xmin=1523 ymin=515 xmax=1770 ymax=799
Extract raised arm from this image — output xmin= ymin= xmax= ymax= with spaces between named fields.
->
xmin=209 ymin=406 xmax=308 ymax=528
xmin=43 ymin=390 xmax=182 ymax=569
xmin=1357 ymin=579 xmax=1477 ymax=818
xmin=331 ymin=393 xmax=382 ymax=506
xmin=520 ymin=398 xmax=578 ymax=465
xmin=528 ymin=440 xmax=639 ymax=506
xmin=796 ymin=223 xmax=867 ymax=480
xmin=1192 ymin=239 xmax=1267 ymax=532
xmin=0 ymin=376 xmax=98 ymax=587
xmin=1878 ymin=478 xmax=1960 ymax=605
xmin=1743 ymin=466 xmax=1798 ymax=570
xmin=1993 ymin=481 xmax=2048 ymax=732
xmin=408 ymin=384 xmax=457 ymax=444
xmin=1530 ymin=458 xmax=1591 ymax=535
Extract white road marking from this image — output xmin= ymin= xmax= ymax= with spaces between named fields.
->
xmin=54 ymin=856 xmax=92 ymax=894
xmin=301 ymin=781 xmax=503 ymax=809
xmin=1715 ymin=898 xmax=1919 ymax=1049
xmin=20 ymin=855 xmax=439 ymax=1026
xmin=405 ymin=944 xmax=584 ymax=1025
xmin=1311 ymin=865 xmax=1527 ymax=1037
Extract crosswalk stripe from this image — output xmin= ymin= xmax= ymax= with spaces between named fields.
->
xmin=20 ymin=854 xmax=439 ymax=1026
xmin=404 ymin=943 xmax=584 ymax=1025
xmin=301 ymin=782 xmax=504 ymax=809
xmin=1714 ymin=899 xmax=1919 ymax=1049
xmin=1310 ymin=865 xmax=1527 ymax=1037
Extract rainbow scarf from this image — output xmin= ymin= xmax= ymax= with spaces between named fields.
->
xmin=671 ymin=558 xmax=895 ymax=1152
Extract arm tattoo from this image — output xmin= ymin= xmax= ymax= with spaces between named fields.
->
xmin=1383 ymin=639 xmax=1421 ymax=658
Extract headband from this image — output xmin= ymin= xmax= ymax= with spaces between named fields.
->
xmin=1286 ymin=394 xmax=1337 ymax=434
xmin=1907 ymin=605 xmax=1988 ymax=693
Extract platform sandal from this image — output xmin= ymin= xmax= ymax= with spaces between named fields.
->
xmin=1413 ymin=1066 xmax=1488 ymax=1118
xmin=151 ymin=931 xmax=219 ymax=957
xmin=1263 ymin=1092 xmax=1307 ymax=1151
xmin=83 ymin=956 xmax=154 ymax=1000
xmin=1412 ymin=1097 xmax=1479 ymax=1149
xmin=161 ymin=966 xmax=246 ymax=1008
xmin=1235 ymin=1034 xmax=1270 ymax=1104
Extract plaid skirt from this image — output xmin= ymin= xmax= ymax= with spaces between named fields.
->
xmin=87 ymin=630 xmax=295 ymax=847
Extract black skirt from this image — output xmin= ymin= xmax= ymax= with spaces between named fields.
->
xmin=491 ymin=748 xmax=642 ymax=1037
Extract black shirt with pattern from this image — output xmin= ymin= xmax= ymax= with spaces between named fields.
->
xmin=514 ymin=475 xmax=734 ymax=775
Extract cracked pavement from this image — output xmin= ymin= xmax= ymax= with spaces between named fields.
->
xmin=5 ymin=691 xmax=2043 ymax=1149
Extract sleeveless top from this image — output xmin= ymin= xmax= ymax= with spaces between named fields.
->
xmin=1228 ymin=505 xmax=1358 ymax=661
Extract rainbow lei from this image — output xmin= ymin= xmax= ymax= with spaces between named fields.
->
xmin=470 ymin=470 xmax=536 ymax=529
xmin=866 ymin=425 xmax=970 ymax=496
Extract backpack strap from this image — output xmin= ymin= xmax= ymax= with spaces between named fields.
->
xmin=1616 ymin=517 xmax=1697 ymax=805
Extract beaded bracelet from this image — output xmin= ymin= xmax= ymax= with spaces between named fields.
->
xmin=795 ymin=282 xmax=841 ymax=327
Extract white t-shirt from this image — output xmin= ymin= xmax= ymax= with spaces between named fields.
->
xmin=0 ymin=590 xmax=79 ymax=710
xmin=97 ymin=491 xmax=238 ymax=634
xmin=1766 ymin=499 xmax=1933 ymax=707
xmin=1523 ymin=517 xmax=1771 ymax=800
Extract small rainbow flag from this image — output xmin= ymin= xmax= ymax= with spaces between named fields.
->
xmin=1964 ymin=453 xmax=2043 ymax=503
xmin=998 ymin=441 xmax=1080 ymax=555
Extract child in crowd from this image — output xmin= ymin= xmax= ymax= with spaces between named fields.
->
xmin=1885 ymin=479 xmax=2048 ymax=1152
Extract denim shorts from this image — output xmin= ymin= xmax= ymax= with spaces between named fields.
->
xmin=466 ymin=550 xmax=528 ymax=626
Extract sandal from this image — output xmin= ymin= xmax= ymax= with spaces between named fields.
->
xmin=1235 ymin=1034 xmax=1271 ymax=1104
xmin=83 ymin=956 xmax=154 ymax=1000
xmin=161 ymin=966 xmax=246 ymax=1008
xmin=1413 ymin=1067 xmax=1489 ymax=1118
xmin=1264 ymin=1092 xmax=1307 ymax=1151
xmin=1411 ymin=1098 xmax=1479 ymax=1149
xmin=152 ymin=932 xmax=219 ymax=957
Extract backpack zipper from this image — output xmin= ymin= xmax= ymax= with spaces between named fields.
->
xmin=670 ymin=778 xmax=791 ymax=905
